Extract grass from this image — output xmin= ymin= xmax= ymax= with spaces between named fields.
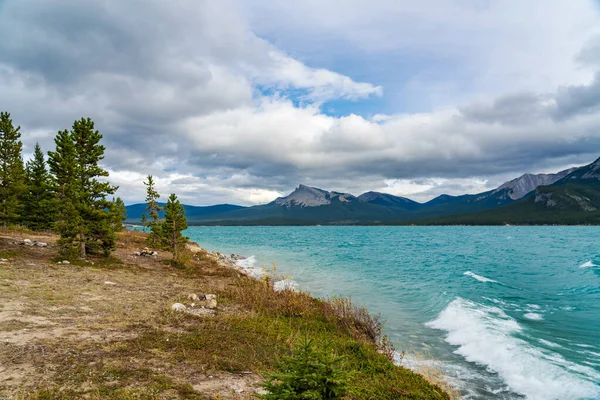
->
xmin=0 ymin=229 xmax=455 ymax=399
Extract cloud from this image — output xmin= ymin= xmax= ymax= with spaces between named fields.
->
xmin=0 ymin=0 xmax=599 ymax=205
xmin=459 ymin=93 xmax=551 ymax=125
xmin=554 ymin=71 xmax=600 ymax=119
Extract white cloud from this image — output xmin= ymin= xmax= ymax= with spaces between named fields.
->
xmin=253 ymin=50 xmax=382 ymax=102
xmin=2 ymin=0 xmax=600 ymax=205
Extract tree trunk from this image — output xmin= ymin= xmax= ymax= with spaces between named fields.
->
xmin=79 ymin=232 xmax=86 ymax=258
xmin=172 ymin=221 xmax=177 ymax=259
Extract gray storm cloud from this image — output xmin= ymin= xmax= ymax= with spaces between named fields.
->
xmin=1 ymin=0 xmax=599 ymax=204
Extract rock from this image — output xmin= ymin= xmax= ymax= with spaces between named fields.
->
xmin=202 ymin=294 xmax=217 ymax=309
xmin=22 ymin=239 xmax=33 ymax=246
xmin=0 ymin=258 xmax=8 ymax=262
xmin=231 ymin=383 xmax=244 ymax=394
xmin=137 ymin=248 xmax=158 ymax=257
xmin=185 ymin=308 xmax=215 ymax=317
xmin=104 ymin=281 xmax=117 ymax=285
xmin=206 ymin=299 xmax=217 ymax=309
xmin=35 ymin=242 xmax=48 ymax=247
xmin=61 ymin=260 xmax=70 ymax=265
xmin=171 ymin=303 xmax=186 ymax=312
xmin=187 ymin=293 xmax=199 ymax=301
xmin=254 ymin=388 xmax=269 ymax=395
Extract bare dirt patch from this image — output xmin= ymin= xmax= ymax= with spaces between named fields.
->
xmin=0 ymin=230 xmax=262 ymax=399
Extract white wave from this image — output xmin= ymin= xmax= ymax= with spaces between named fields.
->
xmin=538 ymin=339 xmax=562 ymax=348
xmin=579 ymin=260 xmax=597 ymax=268
xmin=463 ymin=271 xmax=498 ymax=283
xmin=524 ymin=313 xmax=544 ymax=321
xmin=426 ymin=298 xmax=600 ymax=400
xmin=234 ymin=256 xmax=265 ymax=279
xmin=234 ymin=256 xmax=299 ymax=292
xmin=526 ymin=304 xmax=541 ymax=310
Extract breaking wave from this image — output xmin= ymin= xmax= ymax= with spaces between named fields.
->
xmin=426 ymin=298 xmax=600 ymax=400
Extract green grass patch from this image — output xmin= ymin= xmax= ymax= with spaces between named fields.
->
xmin=0 ymin=248 xmax=22 ymax=259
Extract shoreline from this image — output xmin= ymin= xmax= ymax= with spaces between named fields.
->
xmin=183 ymin=227 xmax=600 ymax=400
xmin=185 ymin=239 xmax=461 ymax=397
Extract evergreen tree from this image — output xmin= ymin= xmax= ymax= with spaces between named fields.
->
xmin=0 ymin=112 xmax=26 ymax=227
xmin=48 ymin=118 xmax=118 ymax=258
xmin=112 ymin=197 xmax=127 ymax=231
xmin=259 ymin=338 xmax=350 ymax=400
xmin=24 ymin=143 xmax=55 ymax=230
xmin=71 ymin=117 xmax=117 ymax=257
xmin=48 ymin=129 xmax=82 ymax=256
xmin=91 ymin=197 xmax=126 ymax=256
xmin=160 ymin=193 xmax=188 ymax=260
xmin=143 ymin=175 xmax=162 ymax=246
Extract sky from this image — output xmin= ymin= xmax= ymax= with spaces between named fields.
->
xmin=1 ymin=0 xmax=600 ymax=205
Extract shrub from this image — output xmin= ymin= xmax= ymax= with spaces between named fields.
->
xmin=258 ymin=337 xmax=351 ymax=400
xmin=323 ymin=296 xmax=384 ymax=343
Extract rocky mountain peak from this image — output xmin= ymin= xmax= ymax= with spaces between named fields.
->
xmin=493 ymin=168 xmax=576 ymax=200
xmin=560 ymin=157 xmax=600 ymax=182
xmin=275 ymin=185 xmax=330 ymax=208
xmin=357 ymin=191 xmax=382 ymax=202
xmin=274 ymin=185 xmax=358 ymax=208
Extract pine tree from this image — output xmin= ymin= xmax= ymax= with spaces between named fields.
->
xmin=48 ymin=129 xmax=81 ymax=256
xmin=91 ymin=197 xmax=126 ymax=256
xmin=0 ymin=112 xmax=27 ymax=227
xmin=160 ymin=193 xmax=188 ymax=260
xmin=24 ymin=143 xmax=55 ymax=230
xmin=72 ymin=118 xmax=117 ymax=257
xmin=259 ymin=338 xmax=350 ymax=400
xmin=143 ymin=175 xmax=162 ymax=246
xmin=48 ymin=118 xmax=118 ymax=258
xmin=112 ymin=197 xmax=127 ymax=231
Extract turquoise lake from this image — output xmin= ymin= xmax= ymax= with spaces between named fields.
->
xmin=185 ymin=226 xmax=600 ymax=400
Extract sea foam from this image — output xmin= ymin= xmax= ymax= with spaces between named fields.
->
xmin=426 ymin=298 xmax=600 ymax=400
xmin=579 ymin=260 xmax=597 ymax=268
xmin=463 ymin=271 xmax=498 ymax=283
xmin=234 ymin=255 xmax=298 ymax=292
xmin=234 ymin=256 xmax=264 ymax=279
xmin=523 ymin=312 xmax=544 ymax=321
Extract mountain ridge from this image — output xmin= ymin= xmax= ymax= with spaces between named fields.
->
xmin=125 ymin=156 xmax=600 ymax=225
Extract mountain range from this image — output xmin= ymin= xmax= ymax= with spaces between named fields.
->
xmin=125 ymin=156 xmax=600 ymax=225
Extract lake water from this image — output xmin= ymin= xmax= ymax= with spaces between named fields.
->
xmin=185 ymin=226 xmax=600 ymax=400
